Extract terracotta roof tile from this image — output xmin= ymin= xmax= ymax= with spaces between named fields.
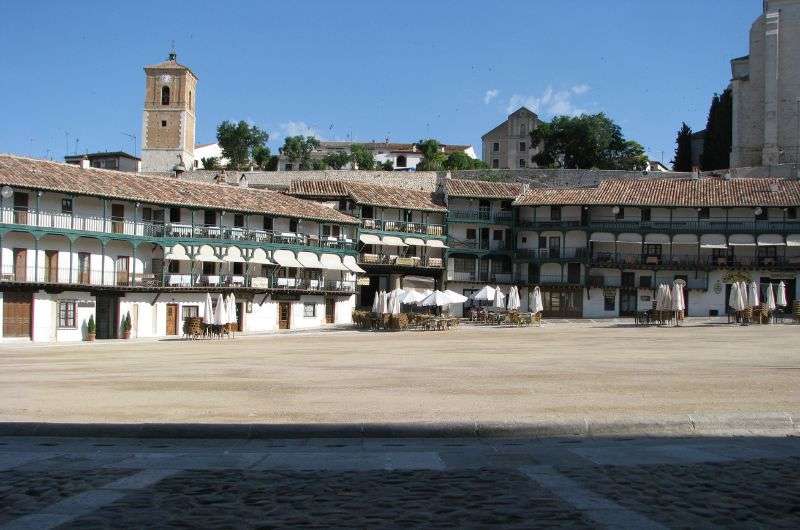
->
xmin=288 ymin=180 xmax=349 ymax=197
xmin=514 ymin=177 xmax=800 ymax=207
xmin=345 ymin=182 xmax=446 ymax=212
xmin=0 ymin=155 xmax=357 ymax=224
xmin=446 ymin=179 xmax=524 ymax=199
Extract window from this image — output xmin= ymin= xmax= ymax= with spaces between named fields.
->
xmin=492 ymin=159 xmax=499 ymax=168
xmin=518 ymin=159 xmax=526 ymax=168
xmin=396 ymin=155 xmax=407 ymax=168
xmin=289 ymin=218 xmax=298 ymax=233
xmin=614 ymin=206 xmax=625 ymax=220
xmin=403 ymin=209 xmax=413 ymax=223
xmin=263 ymin=216 xmax=273 ymax=231
xmin=603 ymin=292 xmax=616 ymax=312
xmin=466 ymin=228 xmax=477 ymax=240
xmin=493 ymin=229 xmax=504 ymax=241
xmin=58 ymin=301 xmax=76 ymax=328
xmin=232 ymin=262 xmax=244 ymax=275
xmin=234 ymin=214 xmax=245 ymax=228
xmin=304 ymin=303 xmax=316 ymax=318
xmin=641 ymin=207 xmax=651 ymax=222
xmin=787 ymin=207 xmax=798 ymax=220
xmin=643 ymin=244 xmax=662 ymax=257
xmin=550 ymin=206 xmax=562 ymax=221
xmin=61 ymin=198 xmax=73 ymax=214
xmin=161 ymin=120 xmax=167 ymax=127
xmin=203 ymin=210 xmax=216 ymax=226
xmin=755 ymin=208 xmax=768 ymax=221
xmin=519 ymin=124 xmax=527 ymax=135
xmin=202 ymin=262 xmax=216 ymax=275
xmin=698 ymin=207 xmax=710 ymax=219
xmin=284 ymin=163 xmax=293 ymax=171
xmin=189 ymin=90 xmax=192 ymax=108
xmin=338 ymin=199 xmax=348 ymax=211
xmin=168 ymin=261 xmax=180 ymax=273
xmin=500 ymin=200 xmax=513 ymax=211
xmin=183 ymin=305 xmax=199 ymax=318
xmin=519 ymin=142 xmax=526 ymax=152
xmin=169 ymin=207 xmax=181 ymax=223
xmin=322 ymin=225 xmax=341 ymax=238
xmin=161 ymin=86 xmax=170 ymax=105
xmin=492 ymin=142 xmax=500 ymax=152
xmin=142 ymin=207 xmax=164 ymax=224
xmin=78 ymin=252 xmax=91 ymax=284
xmin=453 ymin=257 xmax=474 ymax=273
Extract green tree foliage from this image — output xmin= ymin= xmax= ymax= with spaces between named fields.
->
xmin=216 ymin=120 xmax=270 ymax=170
xmin=379 ymin=160 xmax=394 ymax=171
xmin=322 ymin=151 xmax=351 ymax=170
xmin=530 ymin=113 xmax=649 ymax=170
xmin=280 ymin=135 xmax=320 ymax=170
xmin=701 ymin=88 xmax=732 ymax=170
xmin=200 ymin=156 xmax=221 ymax=170
xmin=444 ymin=151 xmax=489 ymax=170
xmin=415 ymin=139 xmax=447 ymax=171
xmin=672 ymin=122 xmax=694 ymax=172
xmin=251 ymin=145 xmax=272 ymax=170
xmin=349 ymin=144 xmax=375 ymax=170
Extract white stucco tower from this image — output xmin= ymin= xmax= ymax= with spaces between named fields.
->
xmin=140 ymin=52 xmax=197 ymax=173
xmin=731 ymin=0 xmax=800 ymax=168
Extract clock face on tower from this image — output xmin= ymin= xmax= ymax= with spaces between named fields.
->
xmin=160 ymin=74 xmax=172 ymax=84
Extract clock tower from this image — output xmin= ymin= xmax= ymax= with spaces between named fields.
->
xmin=140 ymin=51 xmax=197 ymax=173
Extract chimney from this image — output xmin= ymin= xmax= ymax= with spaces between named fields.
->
xmin=80 ymin=156 xmax=90 ymax=169
xmin=691 ymin=167 xmax=701 ymax=180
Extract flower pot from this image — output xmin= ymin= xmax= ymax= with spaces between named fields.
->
xmin=86 ymin=333 xmax=96 ymax=342
xmin=122 ymin=330 xmax=131 ymax=340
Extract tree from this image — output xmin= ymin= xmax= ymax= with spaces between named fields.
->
xmin=252 ymin=145 xmax=272 ymax=170
xmin=444 ymin=151 xmax=489 ymax=170
xmin=322 ymin=151 xmax=351 ymax=170
xmin=379 ymin=160 xmax=394 ymax=171
xmin=349 ymin=144 xmax=375 ymax=170
xmin=672 ymin=122 xmax=694 ymax=172
xmin=415 ymin=139 xmax=447 ymax=171
xmin=200 ymin=156 xmax=221 ymax=170
xmin=530 ymin=113 xmax=648 ymax=170
xmin=216 ymin=120 xmax=269 ymax=170
xmin=280 ymin=135 xmax=320 ymax=170
xmin=701 ymin=88 xmax=732 ymax=170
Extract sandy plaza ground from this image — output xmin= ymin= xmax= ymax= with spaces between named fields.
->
xmin=1 ymin=319 xmax=798 ymax=427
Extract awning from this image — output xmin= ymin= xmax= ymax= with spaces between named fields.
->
xmin=426 ymin=239 xmax=448 ymax=249
xmin=728 ymin=234 xmax=756 ymax=246
xmin=164 ymin=244 xmax=190 ymax=261
xmin=320 ymin=253 xmax=349 ymax=271
xmin=195 ymin=245 xmax=221 ymax=262
xmin=381 ymin=235 xmax=407 ymax=247
xmin=342 ymin=255 xmax=366 ymax=273
xmin=644 ymin=234 xmax=670 ymax=245
xmin=673 ymin=234 xmax=699 ymax=245
xmin=589 ymin=232 xmax=614 ymax=243
xmin=297 ymin=251 xmax=324 ymax=269
xmin=359 ymin=234 xmax=382 ymax=245
xmin=700 ymin=234 xmax=726 ymax=249
xmin=787 ymin=234 xmax=800 ymax=247
xmin=248 ymin=248 xmax=273 ymax=265
xmin=273 ymin=249 xmax=303 ymax=268
xmin=405 ymin=237 xmax=427 ymax=247
xmin=758 ymin=234 xmax=786 ymax=246
xmin=617 ymin=233 xmax=643 ymax=244
xmin=222 ymin=246 xmax=245 ymax=262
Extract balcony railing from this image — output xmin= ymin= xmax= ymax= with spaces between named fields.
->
xmin=446 ymin=237 xmax=513 ymax=252
xmin=447 ymin=208 xmax=513 ymax=224
xmin=517 ymin=219 xmax=586 ymax=230
xmin=0 ymin=265 xmax=355 ymax=293
xmin=358 ymin=253 xmax=444 ymax=268
xmin=588 ymin=219 xmax=800 ymax=234
xmin=360 ymin=218 xmax=445 ymax=237
xmin=590 ymin=252 xmax=800 ymax=269
xmin=0 ymin=207 xmax=356 ymax=251
xmin=515 ymin=247 xmax=587 ymax=261
xmin=446 ymin=271 xmax=514 ymax=284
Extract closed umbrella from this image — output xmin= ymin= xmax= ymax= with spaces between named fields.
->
xmin=531 ymin=286 xmax=544 ymax=313
xmin=507 ymin=286 xmax=521 ymax=311
xmin=202 ymin=293 xmax=214 ymax=325
xmin=747 ymin=281 xmax=760 ymax=307
xmin=493 ymin=286 xmax=506 ymax=309
xmin=765 ymin=283 xmax=776 ymax=311
xmin=380 ymin=290 xmax=389 ymax=315
xmin=371 ymin=292 xmax=381 ymax=314
xmin=443 ymin=289 xmax=468 ymax=304
xmin=728 ymin=282 xmax=740 ymax=311
xmin=388 ymin=288 xmax=405 ymax=315
xmin=671 ymin=282 xmax=685 ymax=312
xmin=471 ymin=285 xmax=496 ymax=301
xmin=226 ymin=293 xmax=237 ymax=325
xmin=655 ymin=284 xmax=671 ymax=311
xmin=776 ymin=281 xmax=788 ymax=307
xmin=213 ymin=293 xmax=229 ymax=325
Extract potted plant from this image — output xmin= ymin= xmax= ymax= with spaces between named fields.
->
xmin=121 ymin=312 xmax=132 ymax=339
xmin=86 ymin=315 xmax=96 ymax=342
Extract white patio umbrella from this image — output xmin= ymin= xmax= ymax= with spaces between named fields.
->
xmin=380 ymin=290 xmax=389 ymax=315
xmin=765 ymin=283 xmax=777 ymax=311
xmin=226 ymin=292 xmax=237 ymax=325
xmin=731 ymin=282 xmax=747 ymax=312
xmin=420 ymin=290 xmax=451 ymax=307
xmin=656 ymin=284 xmax=672 ymax=311
xmin=530 ymin=286 xmax=544 ymax=313
xmin=493 ymin=286 xmax=506 ymax=309
xmin=213 ymin=293 xmax=229 ymax=325
xmin=747 ymin=281 xmax=760 ymax=308
xmin=507 ymin=286 xmax=521 ymax=311
xmin=471 ymin=285 xmax=496 ymax=301
xmin=443 ymin=289 xmax=469 ymax=304
xmin=387 ymin=288 xmax=405 ymax=315
xmin=738 ymin=281 xmax=749 ymax=308
xmin=728 ymin=282 xmax=741 ymax=311
xmin=401 ymin=289 xmax=428 ymax=305
xmin=202 ymin=293 xmax=215 ymax=325
xmin=671 ymin=281 xmax=685 ymax=312
xmin=371 ymin=291 xmax=381 ymax=314
xmin=776 ymin=281 xmax=788 ymax=307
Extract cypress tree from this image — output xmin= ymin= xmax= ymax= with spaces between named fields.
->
xmin=672 ymin=122 xmax=694 ymax=172
xmin=701 ymin=88 xmax=732 ymax=170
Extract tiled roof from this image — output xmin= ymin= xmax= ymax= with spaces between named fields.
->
xmin=514 ymin=177 xmax=800 ymax=207
xmin=318 ymin=141 xmax=471 ymax=154
xmin=0 ymin=155 xmax=357 ymax=224
xmin=344 ymin=182 xmax=446 ymax=212
xmin=288 ymin=180 xmax=350 ymax=197
xmin=446 ymin=179 xmax=524 ymax=199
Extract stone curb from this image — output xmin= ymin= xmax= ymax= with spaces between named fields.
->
xmin=0 ymin=414 xmax=797 ymax=440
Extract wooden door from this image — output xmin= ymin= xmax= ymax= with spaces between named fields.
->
xmin=115 ymin=256 xmax=129 ymax=286
xmin=13 ymin=192 xmax=29 ymax=224
xmin=235 ymin=303 xmax=243 ymax=332
xmin=2 ymin=291 xmax=32 ymax=338
xmin=278 ymin=302 xmax=291 ymax=329
xmin=45 ymin=250 xmax=58 ymax=283
xmin=325 ymin=297 xmax=335 ymax=324
xmin=111 ymin=204 xmax=124 ymax=233
xmin=95 ymin=295 xmax=118 ymax=339
xmin=166 ymin=304 xmax=178 ymax=336
xmin=13 ymin=248 xmax=26 ymax=282
xmin=78 ymin=252 xmax=91 ymax=284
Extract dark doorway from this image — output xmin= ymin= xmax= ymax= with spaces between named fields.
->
xmin=111 ymin=204 xmax=125 ymax=233
xmin=2 ymin=291 xmax=32 ymax=338
xmin=278 ymin=302 xmax=291 ymax=329
xmin=620 ymin=290 xmax=637 ymax=317
xmin=325 ymin=297 xmax=335 ymax=324
xmin=13 ymin=192 xmax=29 ymax=224
xmin=95 ymin=294 xmax=119 ymax=339
xmin=13 ymin=248 xmax=26 ymax=281
xmin=567 ymin=263 xmax=581 ymax=284
xmin=234 ymin=302 xmax=243 ymax=332
xmin=166 ymin=304 xmax=178 ymax=336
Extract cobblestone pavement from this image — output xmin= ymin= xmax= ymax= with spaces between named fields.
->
xmin=0 ymin=435 xmax=799 ymax=529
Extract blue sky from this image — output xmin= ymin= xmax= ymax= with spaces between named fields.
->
xmin=0 ymin=1 xmax=760 ymax=165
